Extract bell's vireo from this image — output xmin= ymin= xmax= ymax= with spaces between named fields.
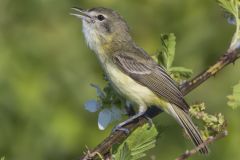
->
xmin=71 ymin=7 xmax=208 ymax=154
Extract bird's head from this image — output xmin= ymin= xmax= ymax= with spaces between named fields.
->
xmin=71 ymin=7 xmax=132 ymax=53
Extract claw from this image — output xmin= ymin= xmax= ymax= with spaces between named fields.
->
xmin=112 ymin=111 xmax=146 ymax=134
xmin=112 ymin=126 xmax=130 ymax=134
xmin=144 ymin=115 xmax=153 ymax=129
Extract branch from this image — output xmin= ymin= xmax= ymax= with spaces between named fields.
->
xmin=175 ymin=130 xmax=228 ymax=160
xmin=180 ymin=48 xmax=240 ymax=94
xmin=80 ymin=48 xmax=240 ymax=160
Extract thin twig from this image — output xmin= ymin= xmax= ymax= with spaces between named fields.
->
xmin=176 ymin=130 xmax=228 ymax=160
xmin=180 ymin=48 xmax=240 ymax=94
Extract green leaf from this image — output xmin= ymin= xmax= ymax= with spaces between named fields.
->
xmin=227 ymin=81 xmax=240 ymax=109
xmin=1 ymin=157 xmax=5 ymax=160
xmin=169 ymin=67 xmax=193 ymax=80
xmin=218 ymin=0 xmax=238 ymax=16
xmin=114 ymin=143 xmax=132 ymax=160
xmin=154 ymin=33 xmax=193 ymax=82
xmin=113 ymin=124 xmax=158 ymax=160
xmin=158 ymin=33 xmax=176 ymax=70
xmin=218 ymin=0 xmax=240 ymax=50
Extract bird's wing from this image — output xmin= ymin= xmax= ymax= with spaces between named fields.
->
xmin=112 ymin=51 xmax=189 ymax=112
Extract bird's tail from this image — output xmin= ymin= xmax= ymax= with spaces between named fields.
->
xmin=167 ymin=104 xmax=209 ymax=154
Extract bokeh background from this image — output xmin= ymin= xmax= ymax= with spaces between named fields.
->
xmin=0 ymin=0 xmax=240 ymax=160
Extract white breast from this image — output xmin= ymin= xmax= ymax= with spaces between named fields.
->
xmin=82 ymin=21 xmax=101 ymax=54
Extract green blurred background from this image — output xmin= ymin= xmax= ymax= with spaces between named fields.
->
xmin=0 ymin=0 xmax=239 ymax=159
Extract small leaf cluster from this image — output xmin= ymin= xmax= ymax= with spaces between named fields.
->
xmin=84 ymin=83 xmax=127 ymax=130
xmin=152 ymin=33 xmax=193 ymax=83
xmin=113 ymin=124 xmax=158 ymax=160
xmin=227 ymin=81 xmax=240 ymax=109
xmin=189 ymin=103 xmax=226 ymax=140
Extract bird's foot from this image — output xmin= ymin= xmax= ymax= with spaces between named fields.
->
xmin=112 ymin=111 xmax=146 ymax=134
xmin=144 ymin=115 xmax=153 ymax=129
xmin=112 ymin=125 xmax=130 ymax=134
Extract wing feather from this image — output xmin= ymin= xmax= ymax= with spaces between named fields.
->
xmin=113 ymin=52 xmax=189 ymax=112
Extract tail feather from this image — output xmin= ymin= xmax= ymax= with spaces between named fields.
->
xmin=167 ymin=104 xmax=209 ymax=154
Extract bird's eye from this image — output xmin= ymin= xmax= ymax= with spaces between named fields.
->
xmin=97 ymin=15 xmax=105 ymax=21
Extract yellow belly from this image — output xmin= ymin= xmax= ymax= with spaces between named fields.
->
xmin=103 ymin=62 xmax=168 ymax=111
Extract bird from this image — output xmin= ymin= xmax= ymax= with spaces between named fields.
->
xmin=71 ymin=7 xmax=209 ymax=154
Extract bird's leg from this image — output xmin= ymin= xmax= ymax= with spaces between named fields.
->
xmin=113 ymin=108 xmax=153 ymax=134
xmin=113 ymin=111 xmax=146 ymax=134
xmin=140 ymin=106 xmax=153 ymax=128
xmin=144 ymin=115 xmax=153 ymax=128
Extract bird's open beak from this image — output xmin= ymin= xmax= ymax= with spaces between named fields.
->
xmin=70 ymin=7 xmax=92 ymax=20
